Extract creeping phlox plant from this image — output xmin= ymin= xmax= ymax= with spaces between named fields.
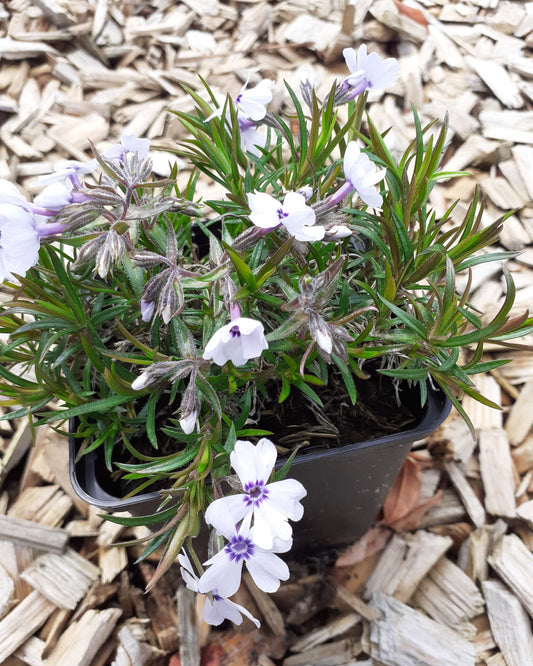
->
xmin=1 ymin=46 xmax=532 ymax=624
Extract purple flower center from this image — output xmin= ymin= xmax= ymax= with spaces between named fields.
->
xmin=243 ymin=480 xmax=269 ymax=507
xmin=229 ymin=325 xmax=241 ymax=338
xmin=225 ymin=535 xmax=254 ymax=562
xmin=277 ymin=208 xmax=289 ymax=220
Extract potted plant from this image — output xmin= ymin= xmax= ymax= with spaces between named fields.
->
xmin=1 ymin=45 xmax=530 ymax=626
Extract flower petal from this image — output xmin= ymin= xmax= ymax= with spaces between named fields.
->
xmin=246 ymin=550 xmax=289 ymax=593
xmin=199 ymin=555 xmax=243 ymax=598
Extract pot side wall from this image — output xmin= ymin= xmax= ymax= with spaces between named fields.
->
xmin=69 ymin=388 xmax=451 ymax=554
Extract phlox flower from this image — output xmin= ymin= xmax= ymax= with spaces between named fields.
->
xmin=198 ymin=505 xmax=291 ymax=598
xmin=206 ymin=79 xmax=274 ymax=123
xmin=179 ymin=410 xmax=198 ymax=435
xmin=0 ymin=204 xmax=41 ymax=283
xmin=179 ymin=551 xmax=260 ymax=627
xmin=205 ymin=438 xmax=306 ymax=550
xmin=202 ymin=316 xmax=268 ymax=367
xmin=0 ymin=180 xmax=43 ymax=282
xmin=343 ymin=45 xmax=399 ymax=96
xmin=247 ymin=191 xmax=325 ymax=242
xmin=105 ymin=133 xmax=150 ymax=162
xmin=238 ymin=115 xmax=267 ymax=157
xmin=38 ymin=159 xmax=96 ymax=188
xmin=33 ymin=181 xmax=74 ymax=213
xmin=235 ymin=79 xmax=274 ymax=121
xmin=343 ymin=141 xmax=387 ymax=209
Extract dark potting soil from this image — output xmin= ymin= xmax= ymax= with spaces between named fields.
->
xmin=92 ymin=370 xmax=422 ymax=499
xmin=257 ymin=369 xmax=422 ymax=455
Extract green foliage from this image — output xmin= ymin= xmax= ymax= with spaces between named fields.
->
xmin=1 ymin=77 xmax=531 ymax=580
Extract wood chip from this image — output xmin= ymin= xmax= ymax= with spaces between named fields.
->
xmin=282 ymin=638 xmax=361 ymax=666
xmin=0 ymin=590 xmax=56 ymax=663
xmin=20 ymin=549 xmax=100 ymax=610
xmin=290 ymin=612 xmax=360 ymax=653
xmin=364 ymin=531 xmax=452 ymax=603
xmin=479 ymin=429 xmax=516 ymax=518
xmin=369 ymin=593 xmax=476 ymax=666
xmin=465 ymin=56 xmax=523 ymax=109
xmin=414 ymin=557 xmax=485 ymax=637
xmin=444 ymin=461 xmax=487 ymax=527
xmin=0 ymin=515 xmax=68 ymax=553
xmin=244 ymin=572 xmax=285 ymax=638
xmin=483 ymin=579 xmax=533 ymax=666
xmin=505 ymin=378 xmax=533 ymax=445
xmin=44 ymin=608 xmax=122 ymax=666
xmin=488 ymin=533 xmax=533 ymax=618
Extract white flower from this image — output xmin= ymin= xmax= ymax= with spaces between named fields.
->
xmin=0 ymin=201 xmax=40 ymax=283
xmin=38 ymin=159 xmax=96 ymax=187
xmin=343 ymin=45 xmax=399 ymax=93
xmin=131 ymin=372 xmax=150 ymax=390
xmin=205 ymin=438 xmax=306 ymax=550
xmin=179 ymin=410 xmax=197 ymax=435
xmin=343 ymin=142 xmax=387 ymax=209
xmin=247 ymin=191 xmax=325 ymax=242
xmin=198 ymin=506 xmax=291 ymax=598
xmin=105 ymin=133 xmax=150 ymax=162
xmin=34 ymin=181 xmax=73 ymax=212
xmin=178 ymin=551 xmax=260 ymax=628
xmin=202 ymin=317 xmax=268 ymax=367
xmin=235 ymin=79 xmax=273 ymax=121
xmin=239 ymin=119 xmax=267 ymax=157
xmin=206 ymin=79 xmax=274 ymax=123
xmin=0 ymin=179 xmax=31 ymax=208
xmin=325 ymin=224 xmax=352 ymax=240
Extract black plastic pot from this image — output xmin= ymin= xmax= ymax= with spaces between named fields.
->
xmin=69 ymin=386 xmax=451 ymax=553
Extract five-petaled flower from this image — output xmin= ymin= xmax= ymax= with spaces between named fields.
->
xmin=105 ymin=132 xmax=150 ymax=162
xmin=205 ymin=438 xmax=306 ymax=549
xmin=343 ymin=142 xmax=387 ymax=209
xmin=202 ymin=316 xmax=268 ymax=367
xmin=206 ymin=79 xmax=274 ymax=123
xmin=179 ymin=551 xmax=260 ymax=627
xmin=0 ymin=179 xmax=64 ymax=283
xmin=342 ymin=45 xmax=399 ymax=98
xmin=198 ymin=505 xmax=291 ymax=598
xmin=247 ymin=191 xmax=325 ymax=242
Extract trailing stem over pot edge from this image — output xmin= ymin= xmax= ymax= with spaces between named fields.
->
xmin=1 ymin=45 xmax=532 ymax=625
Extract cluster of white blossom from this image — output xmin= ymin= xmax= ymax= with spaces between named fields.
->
xmin=181 ymin=438 xmax=306 ymax=627
xmin=0 ymin=134 xmax=147 ymax=283
xmin=0 ymin=46 xmax=399 ymax=627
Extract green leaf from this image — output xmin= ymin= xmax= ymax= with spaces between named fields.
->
xmin=36 ymin=394 xmax=129 ymax=424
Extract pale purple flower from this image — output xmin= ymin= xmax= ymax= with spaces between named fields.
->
xmin=205 ymin=438 xmax=306 ymax=550
xmin=342 ymin=141 xmax=387 ymax=209
xmin=238 ymin=115 xmax=267 ymax=157
xmin=33 ymin=181 xmax=74 ymax=213
xmin=179 ymin=551 xmax=260 ymax=628
xmin=38 ymin=159 xmax=96 ymax=188
xmin=297 ymin=185 xmax=314 ymax=202
xmin=202 ymin=317 xmax=268 ymax=367
xmin=247 ymin=191 xmax=325 ymax=242
xmin=105 ymin=133 xmax=150 ymax=162
xmin=343 ymin=45 xmax=399 ymax=97
xmin=206 ymin=79 xmax=274 ymax=123
xmin=0 ymin=204 xmax=41 ymax=283
xmin=198 ymin=506 xmax=291 ymax=598
xmin=140 ymin=298 xmax=155 ymax=322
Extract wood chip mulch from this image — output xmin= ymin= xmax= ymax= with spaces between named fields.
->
xmin=1 ymin=0 xmax=532 ymax=664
